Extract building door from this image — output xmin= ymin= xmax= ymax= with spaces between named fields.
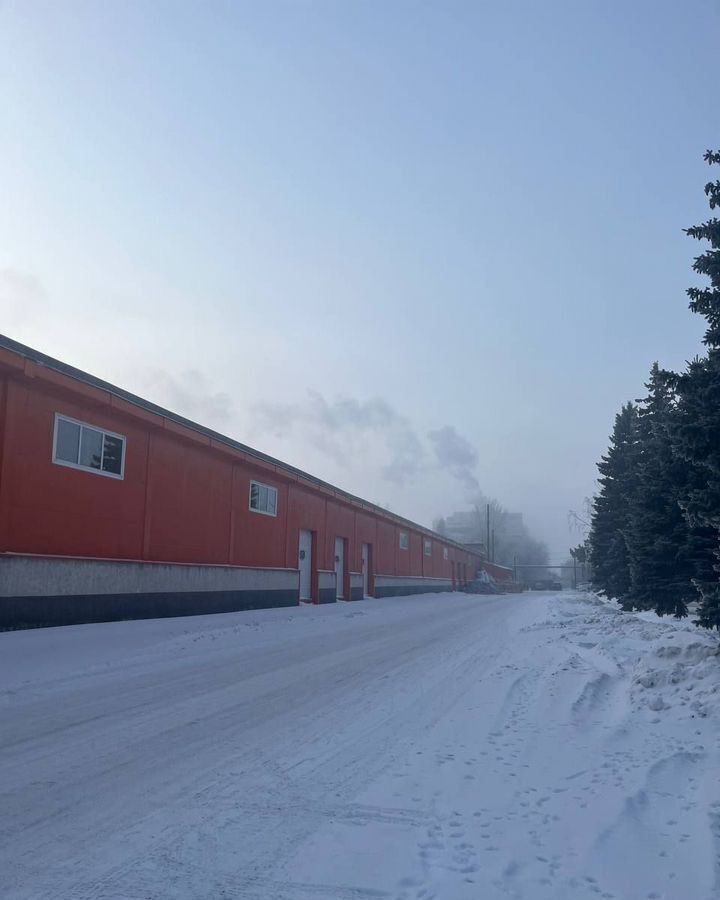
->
xmin=299 ymin=529 xmax=313 ymax=601
xmin=361 ymin=543 xmax=371 ymax=597
xmin=335 ymin=536 xmax=345 ymax=600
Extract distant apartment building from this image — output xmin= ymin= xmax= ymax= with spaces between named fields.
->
xmin=442 ymin=510 xmax=484 ymax=544
xmin=442 ymin=508 xmax=524 ymax=557
xmin=503 ymin=512 xmax=525 ymax=540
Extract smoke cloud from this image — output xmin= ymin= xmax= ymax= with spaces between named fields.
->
xmin=427 ymin=425 xmax=481 ymax=495
xmin=0 ymin=268 xmax=48 ymax=328
xmin=253 ymin=391 xmax=426 ymax=485
xmin=253 ymin=391 xmax=481 ymax=492
xmin=140 ymin=369 xmax=234 ymax=430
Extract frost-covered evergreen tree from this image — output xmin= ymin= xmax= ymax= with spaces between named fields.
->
xmin=670 ymin=151 xmax=720 ymax=628
xmin=626 ymin=363 xmax=714 ymax=618
xmin=590 ymin=403 xmax=640 ymax=604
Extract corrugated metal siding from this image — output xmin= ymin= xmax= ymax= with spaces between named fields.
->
xmin=0 ymin=339 xmax=485 ymax=604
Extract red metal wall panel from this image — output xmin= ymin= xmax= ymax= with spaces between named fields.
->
xmin=406 ymin=531 xmax=421 ymax=577
xmin=2 ymin=379 xmax=147 ymax=559
xmin=324 ymin=500 xmax=355 ymax=571
xmin=429 ymin=540 xmax=441 ymax=578
xmin=285 ymin=483 xmax=326 ymax=569
xmin=420 ymin=534 xmax=429 ymax=578
xmin=353 ymin=512 xmax=378 ymax=572
xmin=0 ymin=374 xmax=9 ymax=550
xmin=145 ymin=432 xmax=234 ymax=564
xmin=0 ymin=357 xmax=484 ymax=590
xmin=230 ymin=465 xmax=287 ymax=568
xmin=483 ymin=560 xmax=513 ymax=581
xmin=375 ymin=519 xmax=397 ymax=576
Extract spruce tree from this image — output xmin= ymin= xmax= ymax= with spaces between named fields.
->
xmin=590 ymin=402 xmax=640 ymax=605
xmin=671 ymin=150 xmax=720 ymax=628
xmin=626 ymin=363 xmax=714 ymax=617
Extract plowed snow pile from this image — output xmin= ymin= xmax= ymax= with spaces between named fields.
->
xmin=1 ymin=591 xmax=719 ymax=900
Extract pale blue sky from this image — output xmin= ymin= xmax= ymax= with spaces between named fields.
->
xmin=1 ymin=0 xmax=718 ymax=559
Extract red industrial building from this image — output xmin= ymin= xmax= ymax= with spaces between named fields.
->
xmin=0 ymin=335 xmax=509 ymax=628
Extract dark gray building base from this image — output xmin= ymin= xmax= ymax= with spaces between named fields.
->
xmin=1 ymin=589 xmax=298 ymax=630
xmin=0 ymin=555 xmax=301 ymax=630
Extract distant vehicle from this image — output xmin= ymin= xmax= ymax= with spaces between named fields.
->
xmin=550 ymin=581 xmax=563 ymax=591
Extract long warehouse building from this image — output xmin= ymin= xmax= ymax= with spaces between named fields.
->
xmin=0 ymin=335 xmax=509 ymax=628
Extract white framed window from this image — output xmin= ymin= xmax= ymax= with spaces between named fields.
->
xmin=249 ymin=480 xmax=278 ymax=516
xmin=443 ymin=547 xmax=449 ymax=560
xmin=424 ymin=539 xmax=432 ymax=557
xmin=399 ymin=531 xmax=409 ymax=550
xmin=53 ymin=413 xmax=126 ymax=479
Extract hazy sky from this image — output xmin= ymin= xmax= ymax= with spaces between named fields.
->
xmin=1 ymin=0 xmax=718 ymax=561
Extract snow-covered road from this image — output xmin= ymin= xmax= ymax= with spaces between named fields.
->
xmin=2 ymin=591 xmax=720 ymax=900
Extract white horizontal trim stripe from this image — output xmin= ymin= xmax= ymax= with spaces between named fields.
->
xmin=1 ymin=556 xmax=299 ymax=598
xmin=374 ymin=574 xmax=451 ymax=583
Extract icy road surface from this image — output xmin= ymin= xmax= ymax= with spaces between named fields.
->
xmin=2 ymin=592 xmax=720 ymax=900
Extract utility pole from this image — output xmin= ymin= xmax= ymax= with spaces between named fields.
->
xmin=486 ymin=504 xmax=490 ymax=559
xmin=491 ymin=528 xmax=495 ymax=563
xmin=570 ymin=547 xmax=578 ymax=589
xmin=513 ymin=555 xmax=518 ymax=584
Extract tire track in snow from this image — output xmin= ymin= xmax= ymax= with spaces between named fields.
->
xmin=1 ymin=595 xmax=514 ymax=900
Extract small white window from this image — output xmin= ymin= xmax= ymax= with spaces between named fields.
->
xmin=424 ymin=539 xmax=432 ymax=557
xmin=443 ymin=547 xmax=449 ymax=560
xmin=399 ymin=531 xmax=409 ymax=550
xmin=249 ymin=480 xmax=278 ymax=516
xmin=53 ymin=414 xmax=125 ymax=479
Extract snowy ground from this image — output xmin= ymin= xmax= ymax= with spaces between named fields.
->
xmin=2 ymin=591 xmax=720 ymax=900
